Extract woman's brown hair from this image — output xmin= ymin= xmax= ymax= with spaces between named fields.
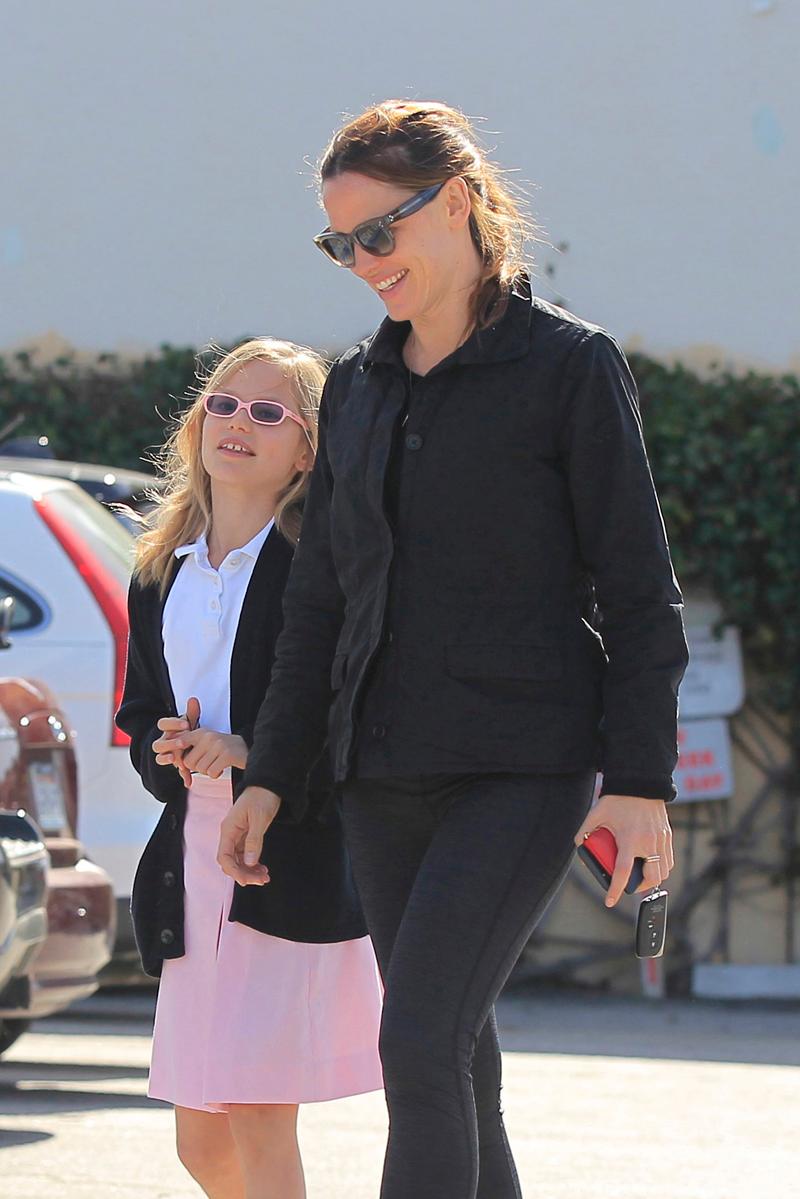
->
xmin=318 ymin=100 xmax=537 ymax=330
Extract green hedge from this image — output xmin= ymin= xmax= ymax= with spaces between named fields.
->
xmin=1 ymin=344 xmax=799 ymax=745
xmin=627 ymin=352 xmax=800 ymax=740
xmin=0 ymin=347 xmax=199 ymax=470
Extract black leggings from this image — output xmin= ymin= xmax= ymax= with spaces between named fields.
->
xmin=341 ymin=770 xmax=595 ymax=1199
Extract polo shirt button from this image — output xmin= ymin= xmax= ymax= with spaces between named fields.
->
xmin=372 ymin=723 xmax=388 ymax=740
xmin=159 ymin=928 xmax=175 ymax=945
xmin=162 ymin=870 xmax=176 ymax=887
xmin=405 ymin=433 xmax=423 ymax=451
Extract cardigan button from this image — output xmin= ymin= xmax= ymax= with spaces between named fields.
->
xmin=162 ymin=870 xmax=176 ymax=887
xmin=405 ymin=432 xmax=423 ymax=451
xmin=159 ymin=928 xmax=175 ymax=945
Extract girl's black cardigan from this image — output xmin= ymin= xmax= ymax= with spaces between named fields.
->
xmin=115 ymin=525 xmax=367 ymax=978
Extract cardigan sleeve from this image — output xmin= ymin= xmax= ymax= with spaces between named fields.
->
xmin=557 ymin=331 xmax=689 ymax=801
xmin=238 ymin=366 xmax=346 ymax=822
xmin=115 ymin=579 xmax=185 ymax=805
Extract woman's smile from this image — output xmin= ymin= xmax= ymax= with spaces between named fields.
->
xmin=375 ymin=268 xmax=409 ymax=294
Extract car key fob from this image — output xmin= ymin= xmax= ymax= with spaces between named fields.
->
xmin=635 ymin=888 xmax=668 ymax=958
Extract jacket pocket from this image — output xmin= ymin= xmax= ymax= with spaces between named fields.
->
xmin=330 ymin=652 xmax=348 ymax=691
xmin=445 ymin=641 xmax=562 ymax=681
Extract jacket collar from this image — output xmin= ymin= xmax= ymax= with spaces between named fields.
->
xmin=362 ymin=276 xmax=534 ymax=374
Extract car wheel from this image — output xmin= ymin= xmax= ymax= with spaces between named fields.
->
xmin=0 ymin=1018 xmax=30 ymax=1056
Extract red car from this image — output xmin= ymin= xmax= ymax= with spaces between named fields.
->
xmin=0 ymin=675 xmax=116 ymax=1052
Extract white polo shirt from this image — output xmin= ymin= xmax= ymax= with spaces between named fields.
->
xmin=162 ymin=519 xmax=275 ymax=746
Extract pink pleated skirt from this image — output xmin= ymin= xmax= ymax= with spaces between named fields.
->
xmin=148 ymin=775 xmax=384 ymax=1113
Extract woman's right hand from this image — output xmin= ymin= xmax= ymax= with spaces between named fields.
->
xmin=217 ymin=786 xmax=281 ymax=886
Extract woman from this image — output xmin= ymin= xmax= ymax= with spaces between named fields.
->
xmin=116 ymin=338 xmax=383 ymax=1199
xmin=218 ymin=102 xmax=689 ymax=1199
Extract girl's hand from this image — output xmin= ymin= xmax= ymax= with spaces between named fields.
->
xmin=574 ymin=793 xmax=674 ymax=908
xmin=165 ymin=729 xmax=248 ymax=779
xmin=152 ymin=698 xmax=200 ymax=786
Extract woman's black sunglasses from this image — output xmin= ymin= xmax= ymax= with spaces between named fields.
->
xmin=313 ymin=181 xmax=447 ymax=268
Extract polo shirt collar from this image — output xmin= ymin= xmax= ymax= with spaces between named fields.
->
xmin=174 ymin=517 xmax=275 ymax=563
xmin=362 ymin=275 xmax=534 ymax=373
xmin=174 ymin=531 xmax=209 ymax=563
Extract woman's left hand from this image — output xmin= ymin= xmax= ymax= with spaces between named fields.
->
xmin=574 ymin=794 xmax=673 ymax=908
xmin=166 ymin=729 xmax=248 ymax=779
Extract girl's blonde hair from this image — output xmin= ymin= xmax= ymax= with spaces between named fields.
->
xmin=134 ymin=338 xmax=328 ymax=594
xmin=318 ymin=100 xmax=538 ymax=330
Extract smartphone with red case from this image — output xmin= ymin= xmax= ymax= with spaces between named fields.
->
xmin=576 ymin=826 xmax=645 ymax=895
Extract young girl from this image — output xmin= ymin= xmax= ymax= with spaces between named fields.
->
xmin=116 ymin=338 xmax=383 ymax=1199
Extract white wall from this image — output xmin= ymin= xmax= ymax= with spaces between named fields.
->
xmin=2 ymin=0 xmax=797 ymax=369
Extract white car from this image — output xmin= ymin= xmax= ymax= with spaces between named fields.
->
xmin=0 ymin=470 xmax=158 ymax=964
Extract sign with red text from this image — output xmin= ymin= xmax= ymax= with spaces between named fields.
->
xmin=674 ymin=718 xmax=733 ymax=802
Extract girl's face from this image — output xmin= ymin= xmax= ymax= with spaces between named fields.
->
xmin=200 ymin=360 xmax=311 ymax=497
xmin=320 ymin=172 xmax=472 ymax=325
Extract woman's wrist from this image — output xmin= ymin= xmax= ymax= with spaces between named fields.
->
xmin=239 ymin=785 xmax=283 ymax=823
xmin=229 ymin=734 xmax=249 ymax=771
xmin=599 ymin=775 xmax=676 ymax=802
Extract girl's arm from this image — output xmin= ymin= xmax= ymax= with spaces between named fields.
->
xmin=115 ymin=580 xmax=186 ymax=804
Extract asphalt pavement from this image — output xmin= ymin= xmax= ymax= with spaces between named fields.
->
xmin=1 ymin=986 xmax=798 ymax=1198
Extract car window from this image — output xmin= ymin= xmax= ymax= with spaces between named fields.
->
xmin=0 ymin=573 xmax=47 ymax=631
xmin=45 ymin=486 xmax=136 ymax=584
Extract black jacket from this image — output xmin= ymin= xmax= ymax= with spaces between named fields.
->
xmin=242 ymin=288 xmax=689 ymax=819
xmin=115 ymin=526 xmax=367 ymax=978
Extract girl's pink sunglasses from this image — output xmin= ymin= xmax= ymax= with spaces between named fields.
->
xmin=203 ymin=392 xmax=312 ymax=444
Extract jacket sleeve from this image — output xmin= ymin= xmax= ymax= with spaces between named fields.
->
xmin=238 ymin=365 xmax=346 ymax=822
xmin=558 ymin=331 xmax=690 ymax=801
xmin=115 ymin=579 xmax=185 ymax=805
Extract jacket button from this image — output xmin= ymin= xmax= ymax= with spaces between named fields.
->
xmin=162 ymin=870 xmax=176 ymax=887
xmin=159 ymin=928 xmax=175 ymax=945
xmin=371 ymin=723 xmax=387 ymax=740
xmin=405 ymin=433 xmax=423 ymax=451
